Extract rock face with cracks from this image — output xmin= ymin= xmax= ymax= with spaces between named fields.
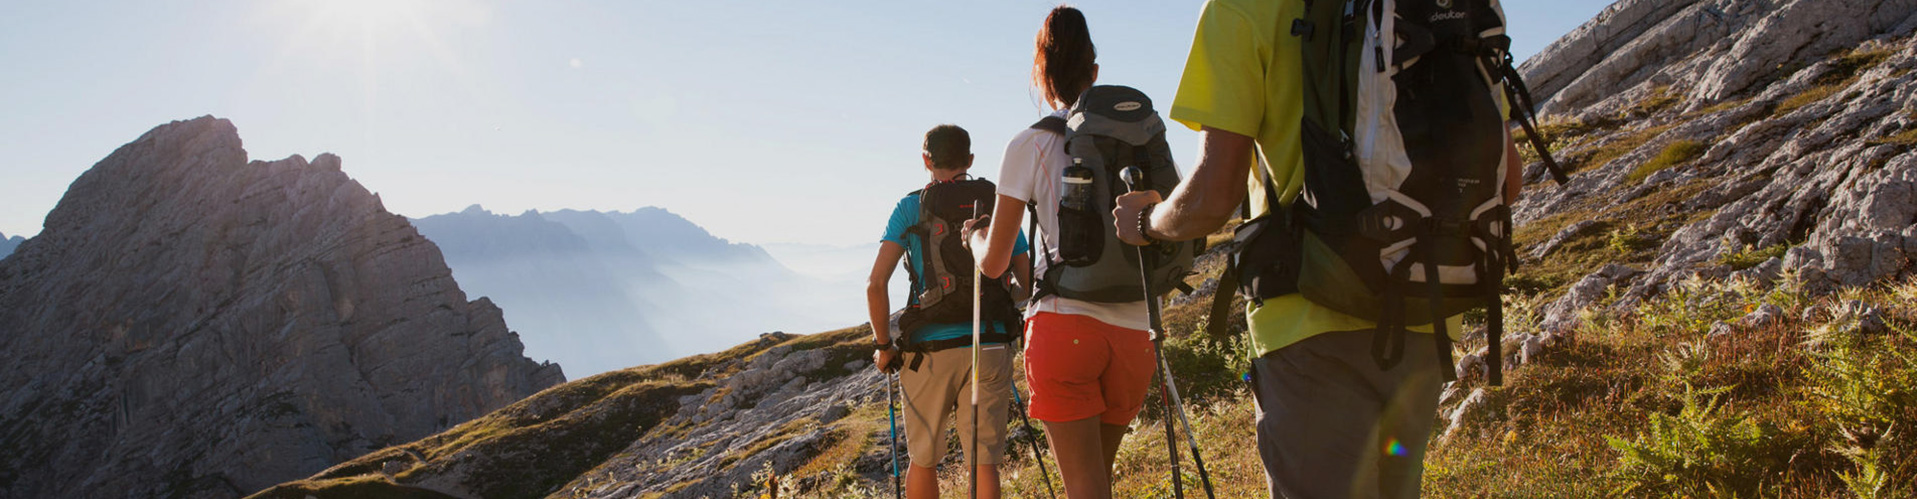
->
xmin=1515 ymin=0 xmax=1917 ymax=331
xmin=0 ymin=117 xmax=563 ymax=498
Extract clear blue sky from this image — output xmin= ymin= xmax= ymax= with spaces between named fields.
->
xmin=0 ymin=0 xmax=1612 ymax=245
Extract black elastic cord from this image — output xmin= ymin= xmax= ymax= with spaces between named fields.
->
xmin=1500 ymin=62 xmax=1569 ymax=185
xmin=1486 ymin=239 xmax=1507 ymax=386
xmin=1426 ymin=243 xmax=1456 ymax=382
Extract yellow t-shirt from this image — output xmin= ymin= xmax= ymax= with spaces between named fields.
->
xmin=1169 ymin=0 xmax=1463 ymax=358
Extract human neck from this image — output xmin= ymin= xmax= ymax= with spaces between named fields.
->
xmin=931 ymin=169 xmax=967 ymax=182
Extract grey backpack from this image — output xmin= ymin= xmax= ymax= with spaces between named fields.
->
xmin=1029 ymin=85 xmax=1199 ymax=303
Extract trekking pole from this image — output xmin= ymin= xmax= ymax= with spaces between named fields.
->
xmin=969 ymin=202 xmax=982 ymax=499
xmin=1010 ymin=385 xmax=1058 ymax=499
xmin=1120 ymin=167 xmax=1217 ymax=499
xmin=886 ymin=371 xmax=902 ymax=499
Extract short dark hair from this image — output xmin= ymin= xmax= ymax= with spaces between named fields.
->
xmin=923 ymin=124 xmax=971 ymax=169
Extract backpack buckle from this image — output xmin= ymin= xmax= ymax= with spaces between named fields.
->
xmin=1291 ymin=19 xmax=1315 ymax=41
xmin=1424 ymin=217 xmax=1469 ymax=237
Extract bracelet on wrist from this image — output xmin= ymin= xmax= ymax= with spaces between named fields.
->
xmin=1137 ymin=203 xmax=1161 ymax=245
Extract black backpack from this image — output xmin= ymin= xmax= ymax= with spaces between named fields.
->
xmin=897 ymin=177 xmax=1021 ymax=359
xmin=1030 ymin=85 xmax=1200 ymax=303
xmin=1227 ymin=0 xmax=1566 ymax=385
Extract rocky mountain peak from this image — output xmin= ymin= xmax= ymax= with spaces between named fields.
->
xmin=0 ymin=116 xmax=564 ymax=498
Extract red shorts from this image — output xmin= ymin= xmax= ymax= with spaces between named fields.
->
xmin=1022 ymin=312 xmax=1156 ymax=425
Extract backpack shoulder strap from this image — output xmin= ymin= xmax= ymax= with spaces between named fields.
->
xmin=899 ymin=190 xmax=931 ymax=301
xmin=1030 ymin=116 xmax=1068 ymax=135
xmin=903 ymin=188 xmax=932 ymax=235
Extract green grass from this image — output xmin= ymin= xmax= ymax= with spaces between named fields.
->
xmin=1719 ymin=244 xmax=1790 ymax=271
xmin=1690 ymin=97 xmax=1754 ymax=117
xmin=1867 ymin=128 xmax=1917 ymax=147
xmin=1772 ymin=47 xmax=1895 ymax=119
xmin=1607 ymin=223 xmax=1660 ymax=255
xmin=1627 ymin=86 xmax=1682 ymax=118
xmin=1579 ymin=124 xmax=1675 ymax=174
xmin=1776 ymin=84 xmax=1845 ymax=116
xmin=1429 ymin=274 xmax=1917 ymax=498
xmin=1628 ymin=140 xmax=1705 ymax=184
xmin=1506 ymin=177 xmax=1715 ymax=298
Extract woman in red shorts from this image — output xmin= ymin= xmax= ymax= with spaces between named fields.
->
xmin=963 ymin=6 xmax=1154 ymax=498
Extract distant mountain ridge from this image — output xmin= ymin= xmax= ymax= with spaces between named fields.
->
xmin=412 ymin=205 xmax=847 ymax=377
xmin=0 ymin=231 xmax=21 ymax=259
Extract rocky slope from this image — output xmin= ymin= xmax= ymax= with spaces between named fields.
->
xmin=258 ymin=1 xmax=1917 ymax=497
xmin=0 ymin=117 xmax=564 ymax=498
xmin=254 ymin=328 xmax=883 ymax=499
xmin=1515 ymin=0 xmax=1917 ymax=332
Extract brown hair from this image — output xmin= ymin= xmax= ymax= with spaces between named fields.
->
xmin=1033 ymin=6 xmax=1096 ymax=110
xmin=923 ymin=124 xmax=971 ymax=170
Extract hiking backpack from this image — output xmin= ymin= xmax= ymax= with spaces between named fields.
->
xmin=1030 ymin=85 xmax=1200 ymax=304
xmin=1228 ymin=0 xmax=1567 ymax=385
xmin=897 ymin=177 xmax=1021 ymax=356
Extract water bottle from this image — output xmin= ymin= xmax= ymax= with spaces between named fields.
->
xmin=1057 ymin=158 xmax=1101 ymax=266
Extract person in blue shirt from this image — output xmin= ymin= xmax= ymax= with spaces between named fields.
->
xmin=867 ymin=124 xmax=1030 ymax=499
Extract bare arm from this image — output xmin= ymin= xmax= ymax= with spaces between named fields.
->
xmin=966 ymin=194 xmax=1028 ymax=279
xmin=1115 ymin=127 xmax=1259 ymax=244
xmin=1009 ymin=252 xmax=1033 ymax=303
xmin=866 ymin=241 xmax=906 ymax=372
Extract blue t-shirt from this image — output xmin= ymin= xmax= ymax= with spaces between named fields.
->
xmin=882 ymin=191 xmax=1029 ymax=345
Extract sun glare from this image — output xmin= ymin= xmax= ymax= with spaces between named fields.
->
xmin=309 ymin=0 xmax=423 ymax=29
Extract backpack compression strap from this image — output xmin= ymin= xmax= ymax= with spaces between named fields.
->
xmin=1026 ymin=117 xmax=1069 ymax=302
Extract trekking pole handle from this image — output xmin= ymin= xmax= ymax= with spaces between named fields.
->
xmin=1120 ymin=166 xmax=1146 ymax=193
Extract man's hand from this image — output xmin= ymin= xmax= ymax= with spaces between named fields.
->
xmin=961 ymin=215 xmax=991 ymax=251
xmin=1113 ymin=190 xmax=1164 ymax=246
xmin=873 ymin=346 xmax=900 ymax=374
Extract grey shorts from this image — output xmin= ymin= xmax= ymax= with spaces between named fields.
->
xmin=1250 ymin=329 xmax=1444 ymax=499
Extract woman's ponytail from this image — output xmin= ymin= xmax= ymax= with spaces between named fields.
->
xmin=1034 ymin=6 xmax=1097 ymax=110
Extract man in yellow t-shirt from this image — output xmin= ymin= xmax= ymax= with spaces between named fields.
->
xmin=1114 ymin=0 xmax=1521 ymax=497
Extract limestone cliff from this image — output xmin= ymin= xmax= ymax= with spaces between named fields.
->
xmin=1514 ymin=0 xmax=1917 ymax=331
xmin=0 ymin=117 xmax=564 ymax=498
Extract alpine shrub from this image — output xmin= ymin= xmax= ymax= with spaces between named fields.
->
xmin=1605 ymin=385 xmax=1792 ymax=497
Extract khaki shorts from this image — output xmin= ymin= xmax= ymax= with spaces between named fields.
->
xmin=900 ymin=344 xmax=1012 ymax=467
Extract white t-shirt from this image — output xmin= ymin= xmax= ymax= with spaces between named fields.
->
xmin=997 ymin=109 xmax=1149 ymax=331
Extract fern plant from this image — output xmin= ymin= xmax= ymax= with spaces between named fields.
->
xmin=1804 ymin=323 xmax=1917 ymax=498
xmin=1606 ymin=385 xmax=1784 ymax=497
xmin=1836 ymin=446 xmax=1895 ymax=499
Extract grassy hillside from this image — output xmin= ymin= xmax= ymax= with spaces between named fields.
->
xmin=252 ymin=231 xmax=1917 ymax=499
xmin=256 ymin=39 xmax=1917 ymax=498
